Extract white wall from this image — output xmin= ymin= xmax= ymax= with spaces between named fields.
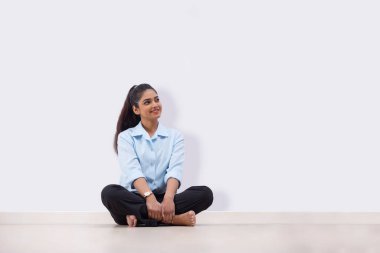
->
xmin=1 ymin=1 xmax=379 ymax=212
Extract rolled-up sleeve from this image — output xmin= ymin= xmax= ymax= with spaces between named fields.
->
xmin=118 ymin=132 xmax=145 ymax=189
xmin=164 ymin=131 xmax=184 ymax=188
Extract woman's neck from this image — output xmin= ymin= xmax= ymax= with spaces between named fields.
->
xmin=141 ymin=119 xmax=159 ymax=137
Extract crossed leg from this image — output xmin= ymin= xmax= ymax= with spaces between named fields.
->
xmin=101 ymin=185 xmax=213 ymax=227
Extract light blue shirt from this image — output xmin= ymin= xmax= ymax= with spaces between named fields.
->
xmin=117 ymin=121 xmax=184 ymax=193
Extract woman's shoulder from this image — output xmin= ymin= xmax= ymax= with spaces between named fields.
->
xmin=118 ymin=126 xmax=137 ymax=141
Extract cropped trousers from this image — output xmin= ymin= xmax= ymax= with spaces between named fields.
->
xmin=101 ymin=184 xmax=213 ymax=227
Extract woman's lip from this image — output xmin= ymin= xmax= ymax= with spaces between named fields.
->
xmin=151 ymin=109 xmax=160 ymax=113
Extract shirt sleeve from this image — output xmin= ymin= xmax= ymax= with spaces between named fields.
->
xmin=117 ymin=132 xmax=145 ymax=189
xmin=164 ymin=130 xmax=184 ymax=188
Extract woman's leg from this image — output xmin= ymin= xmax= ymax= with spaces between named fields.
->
xmin=156 ymin=186 xmax=213 ymax=226
xmin=101 ymin=184 xmax=213 ymax=226
xmin=173 ymin=185 xmax=214 ymax=214
xmin=101 ymin=184 xmax=156 ymax=226
xmin=153 ymin=186 xmax=213 ymax=226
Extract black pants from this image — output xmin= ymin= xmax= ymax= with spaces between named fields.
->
xmin=101 ymin=184 xmax=213 ymax=227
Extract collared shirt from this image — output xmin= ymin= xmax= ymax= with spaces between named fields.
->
xmin=117 ymin=121 xmax=184 ymax=193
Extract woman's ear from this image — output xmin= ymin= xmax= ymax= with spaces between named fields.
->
xmin=132 ymin=105 xmax=140 ymax=115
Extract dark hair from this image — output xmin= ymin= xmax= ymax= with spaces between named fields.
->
xmin=113 ymin=83 xmax=157 ymax=154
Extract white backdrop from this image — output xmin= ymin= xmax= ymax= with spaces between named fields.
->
xmin=0 ymin=1 xmax=379 ymax=212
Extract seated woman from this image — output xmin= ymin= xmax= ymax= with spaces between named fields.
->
xmin=101 ymin=83 xmax=213 ymax=227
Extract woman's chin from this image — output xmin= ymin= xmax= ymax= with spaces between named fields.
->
xmin=151 ymin=114 xmax=161 ymax=119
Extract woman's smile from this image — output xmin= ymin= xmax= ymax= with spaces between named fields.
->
xmin=151 ymin=108 xmax=160 ymax=114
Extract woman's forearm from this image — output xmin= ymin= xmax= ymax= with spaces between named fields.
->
xmin=133 ymin=177 xmax=178 ymax=200
xmin=133 ymin=177 xmax=153 ymax=198
xmin=164 ymin=178 xmax=179 ymax=199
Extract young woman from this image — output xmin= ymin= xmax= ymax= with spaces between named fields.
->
xmin=101 ymin=84 xmax=213 ymax=227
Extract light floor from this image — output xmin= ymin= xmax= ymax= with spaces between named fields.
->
xmin=1 ymin=212 xmax=380 ymax=253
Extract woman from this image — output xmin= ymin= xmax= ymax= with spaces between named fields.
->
xmin=101 ymin=83 xmax=213 ymax=227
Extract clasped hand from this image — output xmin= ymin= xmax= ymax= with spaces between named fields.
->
xmin=146 ymin=196 xmax=175 ymax=223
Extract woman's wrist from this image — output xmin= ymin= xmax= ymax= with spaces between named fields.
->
xmin=163 ymin=194 xmax=175 ymax=200
xmin=146 ymin=194 xmax=157 ymax=202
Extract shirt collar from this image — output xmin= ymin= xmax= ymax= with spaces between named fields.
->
xmin=131 ymin=121 xmax=169 ymax=139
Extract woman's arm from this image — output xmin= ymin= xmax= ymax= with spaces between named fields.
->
xmin=164 ymin=177 xmax=179 ymax=199
xmin=161 ymin=177 xmax=179 ymax=223
xmin=117 ymin=133 xmax=146 ymax=188
xmin=133 ymin=177 xmax=162 ymax=221
xmin=161 ymin=130 xmax=183 ymax=223
xmin=133 ymin=177 xmax=153 ymax=198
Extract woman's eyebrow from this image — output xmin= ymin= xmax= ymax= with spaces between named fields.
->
xmin=143 ymin=96 xmax=159 ymax=102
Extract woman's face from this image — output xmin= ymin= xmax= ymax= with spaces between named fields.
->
xmin=133 ymin=89 xmax=162 ymax=121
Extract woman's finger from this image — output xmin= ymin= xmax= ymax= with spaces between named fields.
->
xmin=163 ymin=211 xmax=169 ymax=222
xmin=153 ymin=210 xmax=158 ymax=220
xmin=165 ymin=210 xmax=172 ymax=222
xmin=164 ymin=210 xmax=170 ymax=219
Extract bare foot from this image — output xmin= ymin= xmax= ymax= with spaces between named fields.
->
xmin=171 ymin=211 xmax=196 ymax=226
xmin=126 ymin=215 xmax=137 ymax=227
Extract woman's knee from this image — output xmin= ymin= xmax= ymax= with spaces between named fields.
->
xmin=101 ymin=184 xmax=121 ymax=204
xmin=199 ymin=186 xmax=214 ymax=207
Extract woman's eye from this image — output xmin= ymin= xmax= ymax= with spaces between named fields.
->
xmin=144 ymin=101 xmax=150 ymax=105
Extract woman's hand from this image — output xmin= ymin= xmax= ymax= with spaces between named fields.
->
xmin=161 ymin=196 xmax=175 ymax=224
xmin=145 ymin=196 xmax=163 ymax=221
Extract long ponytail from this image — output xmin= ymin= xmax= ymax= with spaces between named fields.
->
xmin=113 ymin=84 xmax=157 ymax=154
